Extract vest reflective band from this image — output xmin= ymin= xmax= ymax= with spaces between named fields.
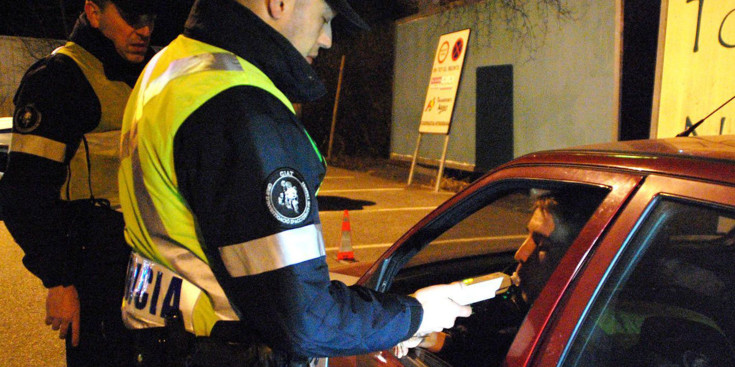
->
xmin=119 ymin=35 xmax=301 ymax=336
xmin=52 ymin=43 xmax=131 ymax=204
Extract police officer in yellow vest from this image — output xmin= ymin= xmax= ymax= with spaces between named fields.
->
xmin=119 ymin=0 xmax=471 ymax=365
xmin=0 ymin=1 xmax=157 ymax=366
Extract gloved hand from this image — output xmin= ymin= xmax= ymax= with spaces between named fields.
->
xmin=393 ymin=284 xmax=471 ymax=359
xmin=393 ymin=332 xmax=447 ymax=358
xmin=413 ymin=283 xmax=472 ymax=336
xmin=393 ymin=336 xmax=423 ymax=358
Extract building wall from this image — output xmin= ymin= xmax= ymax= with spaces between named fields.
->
xmin=391 ymin=1 xmax=620 ymax=170
xmin=0 ymin=36 xmax=64 ymax=117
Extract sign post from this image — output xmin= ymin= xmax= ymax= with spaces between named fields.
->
xmin=408 ymin=29 xmax=471 ymax=192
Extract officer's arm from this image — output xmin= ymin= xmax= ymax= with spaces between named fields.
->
xmin=0 ymin=56 xmax=99 ymax=287
xmin=175 ymin=87 xmax=422 ymax=357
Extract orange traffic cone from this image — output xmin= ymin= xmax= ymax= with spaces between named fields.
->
xmin=336 ymin=210 xmax=356 ymax=262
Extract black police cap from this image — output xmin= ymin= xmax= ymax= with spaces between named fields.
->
xmin=108 ymin=0 xmax=159 ymax=18
xmin=326 ymin=0 xmax=369 ymax=31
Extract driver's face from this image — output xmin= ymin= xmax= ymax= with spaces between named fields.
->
xmin=512 ymin=207 xmax=556 ymax=303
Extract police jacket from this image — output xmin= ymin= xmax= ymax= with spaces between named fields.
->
xmin=119 ymin=0 xmax=422 ymax=358
xmin=0 ymin=14 xmax=150 ymax=288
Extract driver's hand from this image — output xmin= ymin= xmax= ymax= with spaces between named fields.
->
xmin=413 ymin=283 xmax=472 ymax=335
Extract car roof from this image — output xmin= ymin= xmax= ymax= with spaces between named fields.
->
xmin=507 ymin=135 xmax=735 ymax=185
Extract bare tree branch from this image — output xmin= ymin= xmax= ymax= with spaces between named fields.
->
xmin=429 ymin=0 xmax=574 ymax=58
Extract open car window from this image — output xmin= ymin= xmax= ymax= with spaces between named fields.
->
xmin=381 ymin=181 xmax=608 ymax=367
xmin=563 ymin=196 xmax=735 ymax=367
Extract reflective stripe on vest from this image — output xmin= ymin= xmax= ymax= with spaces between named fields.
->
xmin=53 ymin=43 xmax=131 ymax=204
xmin=119 ymin=35 xmax=315 ymax=336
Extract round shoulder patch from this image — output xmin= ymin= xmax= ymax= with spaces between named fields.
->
xmin=265 ymin=168 xmax=312 ymax=225
xmin=14 ymin=104 xmax=42 ymax=133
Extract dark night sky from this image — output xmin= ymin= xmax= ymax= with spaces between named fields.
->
xmin=0 ymin=0 xmax=417 ymax=46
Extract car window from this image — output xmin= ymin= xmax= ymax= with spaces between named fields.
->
xmin=388 ymin=182 xmax=608 ymax=367
xmin=563 ymin=197 xmax=735 ymax=367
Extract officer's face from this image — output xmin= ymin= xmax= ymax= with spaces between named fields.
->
xmin=280 ymin=0 xmax=335 ymax=64
xmin=85 ymin=1 xmax=155 ymax=64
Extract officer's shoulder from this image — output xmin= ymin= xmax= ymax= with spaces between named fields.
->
xmin=20 ymin=52 xmax=84 ymax=87
xmin=218 ymin=85 xmax=288 ymax=115
xmin=191 ymin=86 xmax=292 ymax=129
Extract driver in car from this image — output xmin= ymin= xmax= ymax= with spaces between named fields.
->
xmin=511 ymin=190 xmax=595 ymax=304
xmin=396 ymin=190 xmax=598 ymax=364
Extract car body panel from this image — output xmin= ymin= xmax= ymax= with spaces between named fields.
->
xmin=535 ymin=174 xmax=735 ymax=366
xmin=331 ymin=135 xmax=735 ymax=367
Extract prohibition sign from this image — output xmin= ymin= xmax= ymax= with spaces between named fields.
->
xmin=451 ymin=38 xmax=464 ymax=61
xmin=437 ymin=41 xmax=450 ymax=63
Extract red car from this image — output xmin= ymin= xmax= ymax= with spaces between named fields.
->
xmin=330 ymin=135 xmax=735 ymax=367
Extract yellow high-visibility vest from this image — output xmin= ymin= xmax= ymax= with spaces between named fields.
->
xmin=55 ymin=42 xmax=131 ymax=205
xmin=118 ymin=35 xmax=294 ymax=336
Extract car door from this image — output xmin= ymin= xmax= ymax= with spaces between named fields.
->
xmin=531 ymin=174 xmax=735 ymax=366
xmin=332 ymin=165 xmax=643 ymax=367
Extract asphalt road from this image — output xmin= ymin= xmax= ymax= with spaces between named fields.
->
xmin=319 ymin=166 xmax=455 ymax=268
xmin=0 ymin=165 xmax=454 ymax=366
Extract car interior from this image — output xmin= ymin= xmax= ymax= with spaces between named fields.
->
xmin=565 ymin=197 xmax=735 ymax=367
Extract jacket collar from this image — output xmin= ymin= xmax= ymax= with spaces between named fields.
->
xmin=68 ymin=13 xmax=152 ymax=87
xmin=183 ymin=0 xmax=327 ymax=103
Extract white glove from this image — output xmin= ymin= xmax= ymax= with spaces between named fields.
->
xmin=413 ymin=282 xmax=473 ymax=335
xmin=393 ymin=336 xmax=423 ymax=359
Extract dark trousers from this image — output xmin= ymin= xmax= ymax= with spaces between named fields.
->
xmin=131 ymin=326 xmax=313 ymax=367
xmin=65 ymin=250 xmax=135 ymax=366
xmin=65 ymin=206 xmax=136 ymax=366
xmin=187 ymin=341 xmax=313 ymax=367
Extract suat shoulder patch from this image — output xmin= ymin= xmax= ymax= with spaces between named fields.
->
xmin=265 ymin=168 xmax=311 ymax=225
xmin=14 ymin=104 xmax=42 ymax=133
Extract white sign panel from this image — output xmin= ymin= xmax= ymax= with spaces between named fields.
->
xmin=419 ymin=29 xmax=471 ymax=135
xmin=654 ymin=0 xmax=735 ymax=137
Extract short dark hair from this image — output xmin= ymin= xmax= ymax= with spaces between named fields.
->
xmin=535 ymin=190 xmax=598 ymax=227
xmin=534 ymin=189 xmax=602 ymax=248
xmin=88 ymin=0 xmax=111 ymax=7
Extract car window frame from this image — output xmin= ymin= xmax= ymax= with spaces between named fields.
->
xmin=355 ymin=164 xmax=644 ymax=367
xmin=531 ymin=174 xmax=735 ymax=367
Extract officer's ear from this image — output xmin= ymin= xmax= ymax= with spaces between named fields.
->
xmin=266 ymin=0 xmax=287 ymax=20
xmin=85 ymin=0 xmax=103 ymax=28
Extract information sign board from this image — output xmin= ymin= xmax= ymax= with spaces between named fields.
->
xmin=419 ymin=29 xmax=471 ymax=134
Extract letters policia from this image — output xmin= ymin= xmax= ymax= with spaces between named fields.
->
xmin=118 ymin=0 xmax=471 ymax=365
xmin=0 ymin=0 xmax=157 ymax=366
